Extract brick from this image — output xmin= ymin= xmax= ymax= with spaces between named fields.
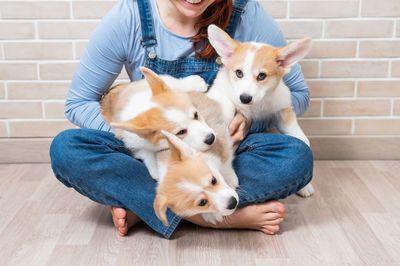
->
xmin=299 ymin=61 xmax=319 ymax=78
xmin=277 ymin=21 xmax=323 ymax=39
xmin=7 ymin=82 xmax=69 ymax=100
xmin=38 ymin=22 xmax=98 ymax=39
xmin=306 ymin=41 xmax=357 ymax=59
xmin=72 ymin=1 xmax=116 ymax=19
xmin=40 ymin=63 xmax=78 ymax=80
xmin=359 ymin=41 xmax=400 ymax=58
xmin=324 ymin=100 xmax=391 ymax=116
xmin=0 ymin=121 xmax=7 ymax=137
xmin=259 ymin=0 xmax=287 ymax=18
xmin=0 ymin=1 xmax=70 ymax=19
xmin=354 ymin=119 xmax=400 ymax=135
xmin=362 ymin=0 xmax=400 ymax=17
xmin=394 ymin=100 xmax=400 ymax=116
xmin=325 ymin=20 xmax=393 ymax=38
xmin=75 ymin=41 xmax=88 ymax=59
xmin=4 ymin=42 xmax=73 ymax=60
xmin=391 ymin=61 xmax=400 ymax=77
xmin=0 ymin=139 xmax=52 ymax=163
xmin=0 ymin=22 xmax=35 ymax=40
xmin=9 ymin=120 xmax=74 ymax=138
xmin=0 ymin=83 xmax=4 ymax=99
xmin=302 ymin=100 xmax=321 ymax=117
xmin=310 ymin=136 xmax=400 ymax=160
xmin=321 ymin=61 xmax=388 ymax=78
xmin=45 ymin=102 xmax=66 ymax=118
xmin=0 ymin=63 xmax=37 ymax=80
xmin=308 ymin=80 xmax=354 ymax=98
xmin=358 ymin=81 xmax=400 ymax=97
xmin=298 ymin=119 xmax=352 ymax=135
xmin=291 ymin=1 xmax=359 ymax=18
xmin=0 ymin=102 xmax=42 ymax=119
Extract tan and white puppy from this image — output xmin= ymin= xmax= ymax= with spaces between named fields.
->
xmin=101 ymin=67 xmax=215 ymax=181
xmin=206 ymin=25 xmax=314 ymax=197
xmin=155 ymin=130 xmax=238 ymax=226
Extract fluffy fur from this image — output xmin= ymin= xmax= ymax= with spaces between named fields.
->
xmin=205 ymin=24 xmax=314 ymax=197
xmin=101 ymin=67 xmax=215 ymax=182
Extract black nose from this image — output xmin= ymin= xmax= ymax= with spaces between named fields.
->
xmin=227 ymin=197 xmax=238 ymax=210
xmin=240 ymin=94 xmax=252 ymax=104
xmin=204 ymin=133 xmax=215 ymax=145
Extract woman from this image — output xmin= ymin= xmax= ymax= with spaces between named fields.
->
xmin=50 ymin=0 xmax=313 ymax=238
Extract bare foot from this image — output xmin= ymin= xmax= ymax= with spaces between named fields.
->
xmin=185 ymin=200 xmax=285 ymax=235
xmin=110 ymin=206 xmax=141 ymax=236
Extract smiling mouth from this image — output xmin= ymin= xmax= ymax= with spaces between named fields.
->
xmin=183 ymin=0 xmax=203 ymax=5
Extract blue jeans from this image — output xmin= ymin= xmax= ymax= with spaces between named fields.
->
xmin=50 ymin=128 xmax=313 ymax=238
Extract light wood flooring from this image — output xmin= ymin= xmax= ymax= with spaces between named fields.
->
xmin=0 ymin=161 xmax=399 ymax=266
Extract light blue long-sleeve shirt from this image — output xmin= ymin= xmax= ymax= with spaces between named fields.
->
xmin=65 ymin=0 xmax=310 ymax=132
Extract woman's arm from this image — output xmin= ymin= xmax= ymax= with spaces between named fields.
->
xmin=65 ymin=0 xmax=137 ymax=131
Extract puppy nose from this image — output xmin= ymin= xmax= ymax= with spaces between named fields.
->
xmin=240 ymin=94 xmax=252 ymax=104
xmin=204 ymin=133 xmax=215 ymax=145
xmin=227 ymin=197 xmax=238 ymax=210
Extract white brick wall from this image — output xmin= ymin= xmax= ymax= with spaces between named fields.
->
xmin=0 ymin=0 xmax=399 ymax=161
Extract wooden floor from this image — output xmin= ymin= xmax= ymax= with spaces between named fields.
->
xmin=0 ymin=161 xmax=399 ymax=266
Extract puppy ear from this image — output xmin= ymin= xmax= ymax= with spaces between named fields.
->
xmin=161 ymin=130 xmax=197 ymax=162
xmin=207 ymin=24 xmax=238 ymax=62
xmin=153 ymin=193 xmax=169 ymax=226
xmin=140 ymin=67 xmax=171 ymax=96
xmin=111 ymin=108 xmax=162 ymax=136
xmin=277 ymin=38 xmax=312 ymax=74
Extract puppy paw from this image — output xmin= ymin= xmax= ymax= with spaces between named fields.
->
xmin=185 ymin=75 xmax=208 ymax=92
xmin=296 ymin=183 xmax=314 ymax=197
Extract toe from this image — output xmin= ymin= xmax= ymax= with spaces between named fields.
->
xmin=258 ymin=201 xmax=285 ymax=216
xmin=264 ymin=224 xmax=280 ymax=233
xmin=260 ymin=228 xmax=275 ymax=235
xmin=264 ymin=212 xmax=282 ymax=221
xmin=117 ymin=218 xmax=126 ymax=228
xmin=112 ymin=207 xmax=127 ymax=219
xmin=264 ymin=217 xmax=283 ymax=225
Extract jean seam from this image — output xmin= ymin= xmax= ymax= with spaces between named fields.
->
xmin=239 ymin=170 xmax=313 ymax=206
xmin=163 ymin=214 xmax=181 ymax=239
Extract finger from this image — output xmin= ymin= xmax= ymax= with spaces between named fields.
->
xmin=228 ymin=115 xmax=244 ymax=135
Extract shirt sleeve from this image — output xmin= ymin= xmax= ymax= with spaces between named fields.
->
xmin=65 ymin=0 xmax=136 ymax=131
xmin=237 ymin=1 xmax=310 ymax=132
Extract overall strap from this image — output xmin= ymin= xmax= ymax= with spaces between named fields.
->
xmin=225 ymin=0 xmax=249 ymax=38
xmin=137 ymin=0 xmax=157 ymax=48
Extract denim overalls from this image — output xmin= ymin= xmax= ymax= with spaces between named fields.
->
xmin=50 ymin=0 xmax=313 ymax=239
xmin=138 ymin=0 xmax=247 ymax=84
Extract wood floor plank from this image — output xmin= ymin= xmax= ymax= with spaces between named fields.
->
xmin=2 ymin=162 xmax=400 ymax=265
xmin=8 ymin=214 xmax=71 ymax=266
xmin=291 ymin=166 xmax=362 ymax=265
xmin=314 ymin=165 xmax=395 ymax=265
xmin=330 ymin=167 xmax=385 ymax=213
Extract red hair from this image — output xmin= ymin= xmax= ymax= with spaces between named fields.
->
xmin=191 ymin=0 xmax=233 ymax=58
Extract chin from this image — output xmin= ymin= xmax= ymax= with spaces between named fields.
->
xmin=174 ymin=0 xmax=215 ymax=18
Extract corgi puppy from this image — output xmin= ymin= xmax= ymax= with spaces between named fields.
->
xmin=205 ymin=25 xmax=314 ymax=197
xmin=101 ymin=67 xmax=215 ymax=181
xmin=154 ymin=130 xmax=239 ymax=226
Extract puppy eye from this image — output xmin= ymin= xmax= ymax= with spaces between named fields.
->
xmin=198 ymin=199 xmax=208 ymax=206
xmin=194 ymin=112 xmax=198 ymax=120
xmin=257 ymin=73 xmax=267 ymax=81
xmin=211 ymin=176 xmax=217 ymax=186
xmin=176 ymin=129 xmax=187 ymax=136
xmin=235 ymin=69 xmax=243 ymax=78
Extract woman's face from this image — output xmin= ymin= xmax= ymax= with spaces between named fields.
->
xmin=169 ymin=0 xmax=216 ymax=19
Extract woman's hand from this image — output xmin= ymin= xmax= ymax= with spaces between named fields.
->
xmin=229 ymin=113 xmax=252 ymax=151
